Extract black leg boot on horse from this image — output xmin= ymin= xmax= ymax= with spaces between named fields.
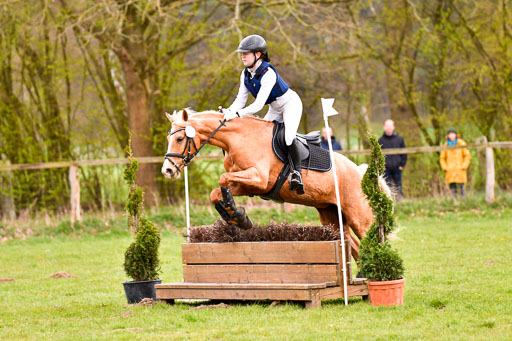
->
xmin=288 ymin=139 xmax=305 ymax=195
xmin=214 ymin=186 xmax=253 ymax=230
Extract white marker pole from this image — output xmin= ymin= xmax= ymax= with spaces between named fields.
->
xmin=321 ymin=98 xmax=348 ymax=306
xmin=183 ymin=126 xmax=197 ymax=242
xmin=184 ymin=165 xmax=191 ymax=242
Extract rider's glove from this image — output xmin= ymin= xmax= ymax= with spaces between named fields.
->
xmin=222 ymin=108 xmax=239 ymax=121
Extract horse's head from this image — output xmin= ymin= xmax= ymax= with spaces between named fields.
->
xmin=161 ymin=108 xmax=200 ymax=179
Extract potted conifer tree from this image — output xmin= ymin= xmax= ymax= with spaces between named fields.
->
xmin=122 ymin=139 xmax=162 ymax=304
xmin=358 ymin=133 xmax=405 ymax=306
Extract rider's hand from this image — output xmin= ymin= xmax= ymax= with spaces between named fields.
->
xmin=222 ymin=108 xmax=239 ymax=121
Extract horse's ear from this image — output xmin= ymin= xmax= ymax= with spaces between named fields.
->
xmin=182 ymin=108 xmax=189 ymax=121
xmin=165 ymin=112 xmax=174 ymax=122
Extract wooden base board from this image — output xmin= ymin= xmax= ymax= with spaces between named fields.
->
xmin=156 ymin=281 xmax=368 ymax=308
xmin=183 ymin=264 xmax=340 ymax=284
xmin=182 ymin=241 xmax=341 ymax=264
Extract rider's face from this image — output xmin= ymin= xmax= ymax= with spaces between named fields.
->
xmin=241 ymin=52 xmax=261 ymax=67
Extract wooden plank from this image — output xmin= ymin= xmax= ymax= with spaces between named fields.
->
xmin=338 ymin=142 xmax=512 ymax=156
xmin=351 ymin=278 xmax=367 ymax=285
xmin=182 ymin=241 xmax=339 ymax=264
xmin=156 ymin=282 xmax=333 ymax=290
xmin=319 ymin=284 xmax=369 ymax=300
xmin=155 ymin=283 xmax=368 ymax=302
xmin=182 ymin=264 xmax=340 ymax=284
xmin=345 ymin=239 xmax=352 ymax=284
xmin=157 ymin=287 xmax=313 ymax=301
xmin=2 ymin=142 xmax=512 ymax=172
xmin=0 ymin=155 xmax=222 ymax=171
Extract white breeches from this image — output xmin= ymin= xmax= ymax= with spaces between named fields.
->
xmin=263 ymin=89 xmax=303 ymax=146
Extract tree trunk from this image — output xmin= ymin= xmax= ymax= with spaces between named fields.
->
xmin=118 ymin=50 xmax=158 ymax=206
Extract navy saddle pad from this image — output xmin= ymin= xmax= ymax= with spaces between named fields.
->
xmin=271 ymin=122 xmax=331 ymax=172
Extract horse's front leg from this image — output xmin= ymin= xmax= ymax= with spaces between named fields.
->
xmin=210 ymin=183 xmax=244 ymax=204
xmin=209 ymin=167 xmax=268 ymax=204
xmin=209 ymin=167 xmax=267 ymax=230
xmin=220 ymin=166 xmax=268 ymax=189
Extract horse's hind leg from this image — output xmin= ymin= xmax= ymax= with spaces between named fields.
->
xmin=316 ymin=205 xmax=360 ymax=260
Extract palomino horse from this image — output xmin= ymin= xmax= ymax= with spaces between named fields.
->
xmin=162 ymin=109 xmax=387 ymax=259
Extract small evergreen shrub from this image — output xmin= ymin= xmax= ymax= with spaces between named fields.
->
xmin=358 ymin=133 xmax=405 ymax=281
xmin=123 ymin=137 xmax=161 ymax=281
xmin=358 ymin=239 xmax=404 ymax=281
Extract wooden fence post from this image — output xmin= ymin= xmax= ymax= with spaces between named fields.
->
xmin=477 ymin=136 xmax=496 ymax=203
xmin=485 ymin=140 xmax=495 ymax=203
xmin=69 ymin=165 xmax=81 ymax=224
xmin=0 ymin=159 xmax=16 ymax=220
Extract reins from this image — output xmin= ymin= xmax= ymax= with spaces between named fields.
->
xmin=164 ymin=119 xmax=227 ymax=173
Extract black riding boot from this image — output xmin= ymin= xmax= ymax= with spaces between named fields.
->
xmin=287 ymin=139 xmax=305 ymax=195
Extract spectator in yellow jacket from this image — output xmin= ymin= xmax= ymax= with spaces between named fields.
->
xmin=439 ymin=128 xmax=471 ymax=198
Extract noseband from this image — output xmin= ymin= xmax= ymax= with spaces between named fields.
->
xmin=164 ymin=119 xmax=227 ymax=174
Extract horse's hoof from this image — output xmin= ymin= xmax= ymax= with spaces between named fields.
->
xmin=233 ymin=207 xmax=253 ymax=230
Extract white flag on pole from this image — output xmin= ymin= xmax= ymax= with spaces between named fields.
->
xmin=321 ymin=98 xmax=338 ymax=118
xmin=320 ymin=97 xmax=348 ymax=306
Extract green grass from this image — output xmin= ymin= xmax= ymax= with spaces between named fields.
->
xmin=1 ymin=200 xmax=512 ymax=340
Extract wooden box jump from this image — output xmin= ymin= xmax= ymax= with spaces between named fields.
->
xmin=156 ymin=240 xmax=368 ymax=308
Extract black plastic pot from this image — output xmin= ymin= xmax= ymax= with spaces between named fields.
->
xmin=122 ymin=279 xmax=162 ymax=304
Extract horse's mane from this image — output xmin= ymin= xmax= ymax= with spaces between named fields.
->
xmin=184 ymin=108 xmax=270 ymax=124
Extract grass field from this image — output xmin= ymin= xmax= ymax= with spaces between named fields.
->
xmin=1 ymin=196 xmax=512 ymax=340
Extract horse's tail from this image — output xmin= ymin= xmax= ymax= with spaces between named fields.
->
xmin=357 ymin=164 xmax=393 ymax=200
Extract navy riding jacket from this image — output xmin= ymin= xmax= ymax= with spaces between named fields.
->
xmin=243 ymin=62 xmax=289 ymax=105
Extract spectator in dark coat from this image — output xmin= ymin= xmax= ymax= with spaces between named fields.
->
xmin=320 ymin=127 xmax=342 ymax=151
xmin=378 ymin=119 xmax=407 ymax=199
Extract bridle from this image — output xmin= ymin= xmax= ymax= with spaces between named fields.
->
xmin=164 ymin=119 xmax=226 ymax=174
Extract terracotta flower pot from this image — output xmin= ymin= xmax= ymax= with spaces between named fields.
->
xmin=367 ymin=278 xmax=405 ymax=307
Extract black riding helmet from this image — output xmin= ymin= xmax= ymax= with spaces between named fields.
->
xmin=236 ymin=34 xmax=267 ymax=53
xmin=236 ymin=35 xmax=270 ymax=67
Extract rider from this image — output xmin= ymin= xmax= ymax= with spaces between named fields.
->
xmin=221 ymin=34 xmax=305 ymax=194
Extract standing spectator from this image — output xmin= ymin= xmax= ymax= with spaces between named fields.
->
xmin=320 ymin=127 xmax=342 ymax=151
xmin=378 ymin=119 xmax=407 ymax=200
xmin=439 ymin=127 xmax=471 ymax=198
